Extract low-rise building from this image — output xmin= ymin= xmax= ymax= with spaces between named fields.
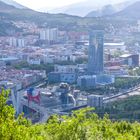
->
xmin=77 ymin=74 xmax=115 ymax=89
xmin=87 ymin=95 xmax=103 ymax=108
xmin=54 ymin=65 xmax=77 ymax=73
xmin=120 ymin=54 xmax=139 ymax=67
xmin=27 ymin=58 xmax=41 ymax=65
xmin=96 ymin=74 xmax=115 ymax=85
xmin=48 ymin=72 xmax=77 ymax=84
xmin=60 ymin=73 xmax=77 ymax=84
xmin=77 ymin=75 xmax=97 ymax=89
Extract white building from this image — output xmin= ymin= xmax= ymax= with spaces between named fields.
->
xmin=17 ymin=38 xmax=25 ymax=47
xmin=54 ymin=65 xmax=77 ymax=73
xmin=56 ymin=55 xmax=69 ymax=62
xmin=43 ymin=55 xmax=55 ymax=64
xmin=9 ymin=37 xmax=17 ymax=47
xmin=104 ymin=42 xmax=126 ymax=52
xmin=9 ymin=37 xmax=25 ymax=47
xmin=40 ymin=30 xmax=46 ymax=40
xmin=137 ymin=20 xmax=140 ymax=32
xmin=69 ymin=55 xmax=76 ymax=62
xmin=40 ymin=28 xmax=58 ymax=42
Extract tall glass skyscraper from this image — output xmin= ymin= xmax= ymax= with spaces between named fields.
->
xmin=88 ymin=30 xmax=104 ymax=74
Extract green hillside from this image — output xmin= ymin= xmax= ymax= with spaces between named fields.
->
xmin=0 ymin=1 xmax=135 ymax=31
xmin=0 ymin=20 xmax=20 ymax=36
xmin=1 ymin=90 xmax=140 ymax=140
xmin=0 ymin=1 xmax=82 ymax=26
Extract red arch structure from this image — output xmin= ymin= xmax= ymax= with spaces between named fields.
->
xmin=27 ymin=92 xmax=40 ymax=105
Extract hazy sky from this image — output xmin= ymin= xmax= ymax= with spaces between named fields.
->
xmin=14 ymin=0 xmax=130 ymax=10
xmin=14 ymin=0 xmax=86 ymax=9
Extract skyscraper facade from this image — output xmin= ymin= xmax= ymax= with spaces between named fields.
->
xmin=88 ymin=30 xmax=104 ymax=74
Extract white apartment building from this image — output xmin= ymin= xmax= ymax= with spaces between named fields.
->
xmin=40 ymin=28 xmax=58 ymax=42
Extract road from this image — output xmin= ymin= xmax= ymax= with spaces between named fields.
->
xmin=103 ymin=86 xmax=140 ymax=103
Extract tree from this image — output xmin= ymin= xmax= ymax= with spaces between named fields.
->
xmin=1 ymin=89 xmax=140 ymax=140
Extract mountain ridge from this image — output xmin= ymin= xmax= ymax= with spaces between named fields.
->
xmin=112 ymin=1 xmax=140 ymax=19
xmin=40 ymin=0 xmax=121 ymax=16
xmin=86 ymin=0 xmax=140 ymax=17
xmin=0 ymin=0 xmax=26 ymax=9
xmin=40 ymin=0 xmax=131 ymax=17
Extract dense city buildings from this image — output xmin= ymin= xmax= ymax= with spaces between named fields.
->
xmin=2 ymin=1 xmax=140 ymax=139
xmin=0 ymin=2 xmax=140 ymax=124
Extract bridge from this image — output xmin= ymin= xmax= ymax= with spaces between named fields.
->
xmin=116 ymin=75 xmax=140 ymax=78
xmin=103 ymin=86 xmax=140 ymax=103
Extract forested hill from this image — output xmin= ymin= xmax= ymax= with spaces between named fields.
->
xmin=1 ymin=90 xmax=140 ymax=140
xmin=0 ymin=20 xmax=20 ymax=36
xmin=0 ymin=0 xmax=136 ymax=34
xmin=0 ymin=0 xmax=81 ymax=25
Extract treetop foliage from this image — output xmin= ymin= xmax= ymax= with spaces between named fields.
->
xmin=1 ymin=89 xmax=140 ymax=140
